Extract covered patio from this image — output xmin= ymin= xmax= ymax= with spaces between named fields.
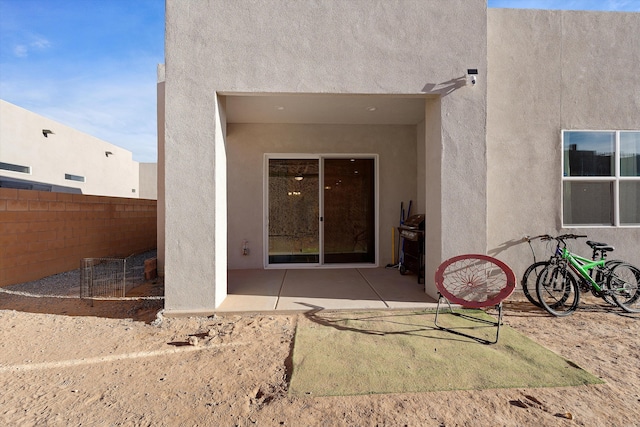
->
xmin=217 ymin=268 xmax=437 ymax=312
xmin=161 ymin=0 xmax=489 ymax=315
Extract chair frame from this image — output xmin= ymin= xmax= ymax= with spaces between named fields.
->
xmin=433 ymin=254 xmax=516 ymax=344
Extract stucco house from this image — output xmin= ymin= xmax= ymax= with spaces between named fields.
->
xmin=160 ymin=0 xmax=639 ymax=315
xmin=0 ymin=99 xmax=157 ymax=199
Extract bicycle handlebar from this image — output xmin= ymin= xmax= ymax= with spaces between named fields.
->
xmin=556 ymin=234 xmax=588 ymax=241
xmin=525 ymin=233 xmax=591 ymax=263
xmin=524 ymin=234 xmax=552 ymax=242
xmin=524 ymin=233 xmax=587 ymax=242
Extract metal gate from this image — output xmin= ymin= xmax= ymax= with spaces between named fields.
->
xmin=80 ymin=256 xmax=144 ymax=299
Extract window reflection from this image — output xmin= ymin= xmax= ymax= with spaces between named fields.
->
xmin=620 ymin=132 xmax=640 ymax=177
xmin=268 ymin=159 xmax=319 ymax=264
xmin=563 ymin=131 xmax=614 ymax=177
xmin=562 ymin=131 xmax=640 ymax=226
xmin=620 ymin=181 xmax=640 ymax=225
xmin=563 ymin=181 xmax=613 ymax=226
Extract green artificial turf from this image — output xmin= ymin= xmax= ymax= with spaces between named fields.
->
xmin=289 ymin=310 xmax=603 ymax=396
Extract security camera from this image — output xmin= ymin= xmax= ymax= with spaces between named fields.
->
xmin=467 ymin=68 xmax=478 ymax=86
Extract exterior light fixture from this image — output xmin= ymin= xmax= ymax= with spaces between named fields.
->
xmin=365 ymin=106 xmax=377 ymax=112
xmin=105 ymin=151 xmax=113 ymax=157
xmin=42 ymin=129 xmax=54 ymax=137
xmin=294 ymin=175 xmax=303 ymax=181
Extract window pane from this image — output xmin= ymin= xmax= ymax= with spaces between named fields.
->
xmin=620 ymin=181 xmax=640 ymax=225
xmin=620 ymin=132 xmax=640 ymax=177
xmin=0 ymin=162 xmax=30 ymax=173
xmin=268 ymin=159 xmax=319 ymax=264
xmin=563 ymin=181 xmax=613 ymax=225
xmin=65 ymin=173 xmax=85 ymax=182
xmin=323 ymin=158 xmax=375 ymax=264
xmin=563 ymin=131 xmax=614 ymax=177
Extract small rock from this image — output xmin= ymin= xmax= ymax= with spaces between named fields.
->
xmin=188 ymin=336 xmax=199 ymax=346
xmin=554 ymin=412 xmax=573 ymax=420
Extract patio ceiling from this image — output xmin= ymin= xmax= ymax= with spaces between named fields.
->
xmin=224 ymin=94 xmax=426 ymax=125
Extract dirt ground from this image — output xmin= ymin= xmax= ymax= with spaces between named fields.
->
xmin=1 ymin=283 xmax=639 ymax=427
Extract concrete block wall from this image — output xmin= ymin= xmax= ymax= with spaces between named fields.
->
xmin=0 ymin=188 xmax=157 ymax=287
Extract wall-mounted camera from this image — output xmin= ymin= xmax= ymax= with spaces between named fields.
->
xmin=467 ymin=68 xmax=478 ymax=86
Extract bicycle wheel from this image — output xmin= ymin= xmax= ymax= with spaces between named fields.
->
xmin=536 ymin=265 xmax=580 ymax=316
xmin=607 ymin=263 xmax=640 ymax=313
xmin=520 ymin=261 xmax=549 ymax=307
xmin=592 ymin=260 xmax=623 ymax=306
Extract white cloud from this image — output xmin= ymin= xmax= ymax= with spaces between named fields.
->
xmin=13 ymin=45 xmax=28 ymax=57
xmin=11 ymin=34 xmax=52 ymax=58
xmin=30 ymin=36 xmax=51 ymax=50
xmin=1 ymin=67 xmax=159 ymax=162
xmin=609 ymin=0 xmax=640 ymax=10
xmin=41 ymin=81 xmax=159 ymax=162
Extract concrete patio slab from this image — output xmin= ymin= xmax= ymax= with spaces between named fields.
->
xmin=358 ymin=268 xmax=438 ymax=309
xmin=275 ymin=269 xmax=388 ymax=311
xmin=218 ymin=269 xmax=285 ymax=311
xmin=216 ymin=268 xmax=438 ymax=313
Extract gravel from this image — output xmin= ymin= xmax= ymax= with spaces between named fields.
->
xmin=3 ymin=250 xmax=157 ymax=298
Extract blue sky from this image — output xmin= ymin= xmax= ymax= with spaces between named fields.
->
xmin=489 ymin=0 xmax=640 ymax=10
xmin=0 ymin=0 xmax=163 ymax=162
xmin=1 ymin=1 xmax=639 ymax=163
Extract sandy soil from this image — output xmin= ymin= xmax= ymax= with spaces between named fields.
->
xmin=1 ymin=285 xmax=639 ymax=427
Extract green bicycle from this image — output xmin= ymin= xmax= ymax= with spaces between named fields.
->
xmin=521 ymin=234 xmax=621 ymax=308
xmin=535 ymin=235 xmax=640 ymax=316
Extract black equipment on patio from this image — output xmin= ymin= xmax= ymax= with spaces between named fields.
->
xmin=398 ymin=214 xmax=425 ymax=283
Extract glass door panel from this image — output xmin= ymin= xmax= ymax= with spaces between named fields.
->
xmin=268 ymin=159 xmax=319 ymax=264
xmin=323 ymin=158 xmax=375 ymax=263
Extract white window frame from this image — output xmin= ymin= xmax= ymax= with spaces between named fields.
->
xmin=561 ymin=130 xmax=640 ymax=228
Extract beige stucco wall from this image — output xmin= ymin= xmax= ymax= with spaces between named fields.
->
xmin=138 ymin=163 xmax=158 ymax=200
xmin=487 ymin=9 xmax=640 ymax=277
xmin=226 ymin=123 xmax=417 ymax=269
xmin=164 ymin=0 xmax=488 ymax=312
xmin=424 ymin=97 xmax=444 ymax=286
xmin=0 ymin=99 xmax=141 ymax=198
xmin=157 ymin=66 xmax=166 ymax=276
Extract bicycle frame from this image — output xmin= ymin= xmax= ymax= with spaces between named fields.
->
xmin=560 ymin=247 xmax=605 ymax=292
xmin=523 ymin=234 xmax=620 ymax=311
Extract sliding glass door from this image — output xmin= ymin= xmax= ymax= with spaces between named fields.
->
xmin=267 ymin=156 xmax=376 ymax=266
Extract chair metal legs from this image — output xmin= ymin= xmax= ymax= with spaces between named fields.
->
xmin=434 ymin=293 xmax=504 ymax=345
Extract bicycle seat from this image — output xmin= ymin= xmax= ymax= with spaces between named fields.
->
xmin=587 ymin=242 xmax=615 ymax=253
xmin=587 ymin=240 xmax=610 ymax=249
